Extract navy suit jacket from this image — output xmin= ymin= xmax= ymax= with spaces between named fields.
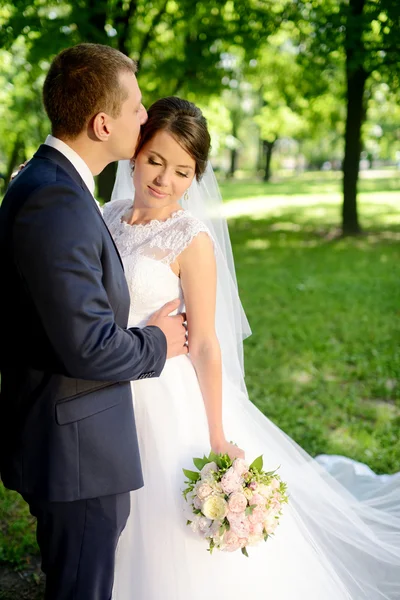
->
xmin=0 ymin=145 xmax=167 ymax=502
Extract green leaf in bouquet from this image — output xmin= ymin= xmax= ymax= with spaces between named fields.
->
xmin=220 ymin=454 xmax=232 ymax=469
xmin=264 ymin=469 xmax=278 ymax=478
xmin=207 ymin=538 xmax=215 ymax=555
xmin=245 ymin=504 xmax=257 ymax=516
xmin=186 ymin=520 xmax=192 ymax=526
xmin=249 ymin=455 xmax=264 ymax=472
xmin=219 ymin=523 xmax=227 ymax=536
xmin=241 ymin=547 xmax=249 ymax=557
xmin=208 ymin=450 xmax=223 ymax=468
xmin=264 ymin=533 xmax=269 ymax=542
xmin=193 ymin=457 xmax=209 ymax=471
xmin=183 ymin=468 xmax=200 ymax=482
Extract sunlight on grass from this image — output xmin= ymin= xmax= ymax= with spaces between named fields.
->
xmin=226 ymin=170 xmax=400 ymax=474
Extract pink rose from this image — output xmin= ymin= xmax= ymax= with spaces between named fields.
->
xmin=249 ymin=481 xmax=258 ymax=491
xmin=250 ymin=522 xmax=264 ymax=536
xmin=251 ymin=493 xmax=266 ymax=507
xmin=228 ymin=492 xmax=247 ymax=514
xmin=223 ymin=530 xmax=241 ymax=552
xmin=221 ymin=468 xmax=242 ymax=494
xmin=232 ymin=458 xmax=249 ymax=477
xmin=227 ymin=512 xmax=250 ymax=538
xmin=248 ymin=507 xmax=266 ymax=525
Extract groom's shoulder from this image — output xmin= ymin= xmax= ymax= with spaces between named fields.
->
xmin=1 ymin=152 xmax=84 ymax=220
xmin=7 ymin=152 xmax=80 ymax=200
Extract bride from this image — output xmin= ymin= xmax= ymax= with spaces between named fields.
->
xmin=104 ymin=96 xmax=400 ymax=599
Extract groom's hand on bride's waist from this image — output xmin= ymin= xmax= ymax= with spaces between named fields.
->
xmin=146 ymin=299 xmax=188 ymax=359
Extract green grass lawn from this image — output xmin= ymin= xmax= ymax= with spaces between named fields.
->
xmin=221 ymin=169 xmax=400 ymax=474
xmin=1 ymin=168 xmax=399 ymax=569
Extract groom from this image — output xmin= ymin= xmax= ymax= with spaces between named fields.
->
xmin=0 ymin=43 xmax=187 ymax=600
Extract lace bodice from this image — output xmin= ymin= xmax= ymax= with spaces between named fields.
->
xmin=103 ymin=198 xmax=210 ymax=327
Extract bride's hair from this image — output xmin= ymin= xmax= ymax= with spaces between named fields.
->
xmin=134 ymin=97 xmax=211 ymax=180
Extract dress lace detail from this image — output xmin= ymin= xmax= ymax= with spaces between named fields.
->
xmin=102 ymin=198 xmax=211 ymax=327
xmin=103 ymin=198 xmax=210 ymax=265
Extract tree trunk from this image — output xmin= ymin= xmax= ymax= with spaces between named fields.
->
xmin=342 ymin=0 xmax=367 ymax=235
xmin=86 ymin=0 xmax=108 ymax=43
xmin=229 ymin=148 xmax=237 ymax=178
xmin=342 ymin=67 xmax=367 ymax=234
xmin=228 ymin=115 xmax=239 ymax=178
xmin=263 ymin=139 xmax=276 ymax=182
xmin=114 ymin=0 xmax=138 ymax=54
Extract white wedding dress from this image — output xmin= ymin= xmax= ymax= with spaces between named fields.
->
xmin=104 ymin=198 xmax=400 ymax=600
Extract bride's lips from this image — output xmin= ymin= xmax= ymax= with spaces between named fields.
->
xmin=148 ymin=185 xmax=169 ymax=199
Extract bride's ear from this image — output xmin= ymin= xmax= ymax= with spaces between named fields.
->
xmin=91 ymin=112 xmax=111 ymax=142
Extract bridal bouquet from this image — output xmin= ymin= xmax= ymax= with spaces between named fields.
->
xmin=182 ymin=451 xmax=288 ymax=556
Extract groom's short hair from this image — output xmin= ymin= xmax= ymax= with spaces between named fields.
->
xmin=43 ymin=43 xmax=137 ymax=139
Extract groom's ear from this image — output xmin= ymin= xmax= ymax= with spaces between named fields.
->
xmin=92 ymin=112 xmax=112 ymax=142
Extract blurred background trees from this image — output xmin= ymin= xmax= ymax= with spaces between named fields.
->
xmin=0 ymin=0 xmax=399 ymax=232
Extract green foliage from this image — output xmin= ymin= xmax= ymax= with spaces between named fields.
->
xmin=0 ymin=487 xmax=37 ymax=567
xmin=249 ymin=455 xmax=263 ymax=472
xmin=182 ymin=468 xmax=199 ymax=482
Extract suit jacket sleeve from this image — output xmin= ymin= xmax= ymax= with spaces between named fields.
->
xmin=12 ymin=183 xmax=167 ymax=381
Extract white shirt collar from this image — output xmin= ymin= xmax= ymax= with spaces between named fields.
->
xmin=44 ymin=135 xmax=95 ymax=197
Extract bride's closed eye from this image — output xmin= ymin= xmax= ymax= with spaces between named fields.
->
xmin=148 ymin=157 xmax=188 ymax=178
xmin=148 ymin=157 xmax=162 ymax=166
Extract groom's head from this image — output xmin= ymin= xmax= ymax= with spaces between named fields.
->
xmin=43 ymin=43 xmax=147 ymax=162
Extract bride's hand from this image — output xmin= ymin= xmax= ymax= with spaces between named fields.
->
xmin=211 ymin=439 xmax=245 ymax=461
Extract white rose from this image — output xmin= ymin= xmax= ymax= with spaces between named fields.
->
xmin=270 ymin=477 xmax=280 ymax=490
xmin=202 ymin=495 xmax=228 ymax=520
xmin=196 ymin=482 xmax=213 ymax=500
xmin=244 ymin=487 xmax=253 ymax=501
xmin=258 ymin=484 xmax=273 ymax=498
xmin=190 ymin=516 xmax=201 ymax=533
xmin=193 ymin=496 xmax=203 ymax=510
xmin=210 ymin=480 xmax=223 ymax=493
xmin=200 ymin=461 xmax=218 ymax=479
xmin=198 ymin=516 xmax=212 ymax=537
xmin=247 ymin=533 xmax=264 ymax=546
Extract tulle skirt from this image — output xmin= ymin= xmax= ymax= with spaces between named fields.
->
xmin=112 ymin=355 xmax=400 ymax=599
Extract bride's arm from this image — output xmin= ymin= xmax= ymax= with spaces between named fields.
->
xmin=179 ymin=232 xmax=244 ymax=460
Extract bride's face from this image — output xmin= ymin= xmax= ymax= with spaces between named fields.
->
xmin=133 ymin=130 xmax=196 ymax=209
